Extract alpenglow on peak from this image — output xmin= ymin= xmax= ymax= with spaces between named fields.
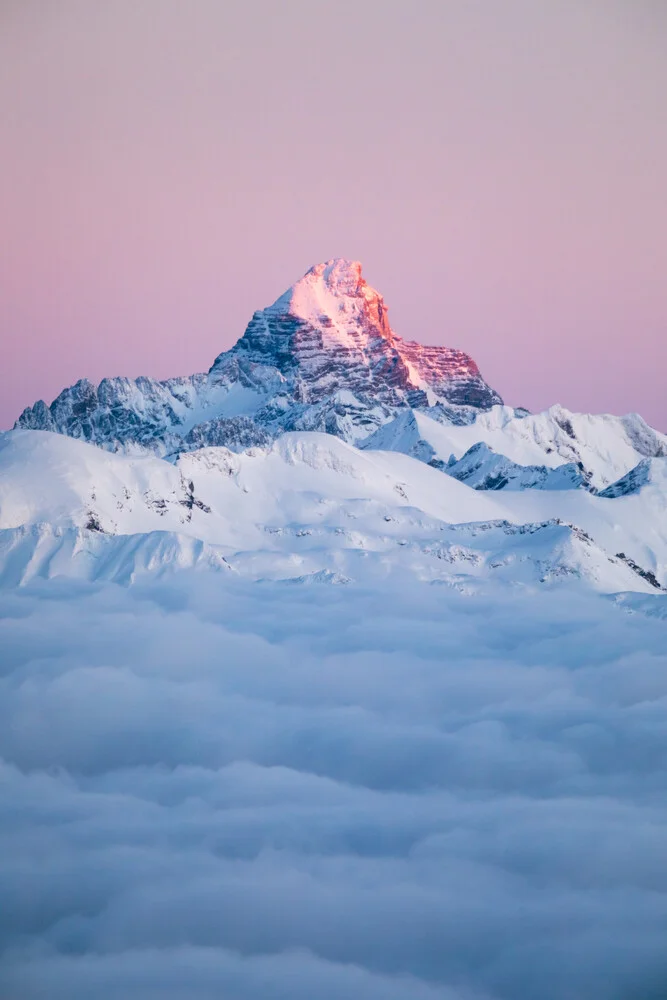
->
xmin=210 ymin=258 xmax=500 ymax=406
xmin=273 ymin=259 xmax=368 ymax=309
xmin=16 ymin=259 xmax=503 ymax=453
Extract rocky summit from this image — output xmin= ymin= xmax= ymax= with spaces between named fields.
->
xmin=16 ymin=259 xmax=502 ymax=454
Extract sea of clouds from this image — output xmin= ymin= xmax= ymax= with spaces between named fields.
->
xmin=2 ymin=575 xmax=667 ymax=999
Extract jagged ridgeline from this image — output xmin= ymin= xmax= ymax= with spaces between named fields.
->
xmin=16 ymin=259 xmax=502 ymax=454
xmin=5 ymin=259 xmax=667 ymax=592
xmin=15 ymin=258 xmax=667 ymax=496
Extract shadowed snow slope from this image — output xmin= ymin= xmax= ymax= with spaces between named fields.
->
xmin=441 ymin=442 xmax=585 ymax=491
xmin=598 ymin=456 xmax=667 ymax=498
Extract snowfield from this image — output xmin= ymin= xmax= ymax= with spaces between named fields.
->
xmin=361 ymin=404 xmax=667 ymax=489
xmin=1 ymin=428 xmax=666 ymax=592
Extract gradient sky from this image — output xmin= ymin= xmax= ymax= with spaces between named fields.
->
xmin=2 ymin=0 xmax=666 ymax=430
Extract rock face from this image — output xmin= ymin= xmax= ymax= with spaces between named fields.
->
xmin=16 ymin=259 xmax=502 ymax=452
xmin=598 ymin=457 xmax=667 ymax=498
xmin=16 ymin=375 xmax=206 ymax=454
xmin=212 ymin=259 xmax=500 ymax=408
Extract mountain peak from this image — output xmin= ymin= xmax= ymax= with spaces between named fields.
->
xmin=17 ymin=259 xmax=503 ymax=451
xmin=314 ymin=258 xmax=365 ymax=294
xmin=278 ymin=259 xmax=365 ymax=303
xmin=265 ymin=258 xmax=387 ymax=333
xmin=215 ymin=259 xmax=500 ymax=411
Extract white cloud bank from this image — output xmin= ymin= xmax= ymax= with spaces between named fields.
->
xmin=1 ymin=575 xmax=667 ymax=999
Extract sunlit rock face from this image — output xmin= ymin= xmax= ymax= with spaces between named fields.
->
xmin=211 ymin=259 xmax=501 ymax=408
xmin=16 ymin=259 xmax=502 ymax=452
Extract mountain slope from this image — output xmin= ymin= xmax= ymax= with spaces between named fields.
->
xmin=598 ymin=457 xmax=667 ymax=498
xmin=443 ymin=442 xmax=585 ymax=491
xmin=0 ymin=429 xmax=663 ymax=594
xmin=361 ymin=406 xmax=667 ymax=490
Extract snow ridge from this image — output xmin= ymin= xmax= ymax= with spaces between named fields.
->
xmin=1 ymin=428 xmax=666 ymax=594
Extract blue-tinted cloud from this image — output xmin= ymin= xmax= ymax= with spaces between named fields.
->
xmin=1 ymin=576 xmax=667 ymax=998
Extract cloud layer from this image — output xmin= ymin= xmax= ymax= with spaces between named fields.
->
xmin=2 ymin=575 xmax=667 ymax=998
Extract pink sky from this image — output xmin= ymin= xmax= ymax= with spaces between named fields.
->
xmin=2 ymin=0 xmax=666 ymax=429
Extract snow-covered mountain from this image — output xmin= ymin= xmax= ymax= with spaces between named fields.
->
xmin=15 ymin=259 xmax=501 ymax=453
xmin=16 ymin=259 xmax=665 ymax=498
xmin=442 ymin=442 xmax=586 ymax=491
xmin=361 ymin=406 xmax=667 ymax=491
xmin=5 ymin=259 xmax=667 ymax=597
xmin=1 ymin=428 xmax=665 ymax=594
